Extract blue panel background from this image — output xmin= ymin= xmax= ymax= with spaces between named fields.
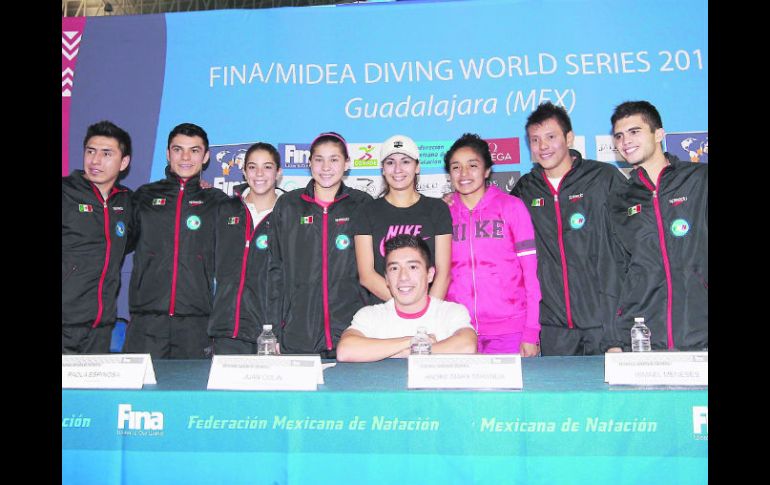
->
xmin=150 ymin=0 xmax=707 ymax=180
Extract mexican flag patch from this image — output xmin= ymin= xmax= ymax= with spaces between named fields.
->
xmin=627 ymin=204 xmax=642 ymax=216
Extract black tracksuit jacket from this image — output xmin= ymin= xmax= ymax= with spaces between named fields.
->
xmin=269 ymin=180 xmax=372 ymax=357
xmin=208 ymin=183 xmax=280 ymax=343
xmin=62 ymin=170 xmax=133 ymax=327
xmin=605 ymin=155 xmax=708 ymax=350
xmin=510 ymin=151 xmax=627 ymax=334
xmin=129 ymin=167 xmax=229 ymax=317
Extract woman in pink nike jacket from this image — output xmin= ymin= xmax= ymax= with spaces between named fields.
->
xmin=444 ymin=133 xmax=541 ymax=356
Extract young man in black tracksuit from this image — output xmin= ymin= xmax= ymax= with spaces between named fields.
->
xmin=269 ymin=132 xmax=372 ymax=358
xmin=510 ymin=102 xmax=627 ymax=355
xmin=124 ymin=123 xmax=229 ymax=359
xmin=207 ymin=143 xmax=284 ymax=354
xmin=62 ymin=121 xmax=133 ymax=354
xmin=604 ymin=101 xmax=707 ymax=351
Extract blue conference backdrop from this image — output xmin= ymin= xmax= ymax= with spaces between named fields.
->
xmin=62 ymin=0 xmax=707 ymax=322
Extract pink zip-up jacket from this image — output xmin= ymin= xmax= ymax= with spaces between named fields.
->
xmin=446 ymin=185 xmax=541 ymax=343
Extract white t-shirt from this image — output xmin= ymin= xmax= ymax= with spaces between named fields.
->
xmin=241 ymin=187 xmax=276 ymax=228
xmin=348 ymin=297 xmax=474 ymax=341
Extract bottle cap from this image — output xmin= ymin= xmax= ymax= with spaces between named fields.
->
xmin=634 ymin=317 xmax=644 ymax=324
xmin=263 ymin=324 xmax=272 ymax=331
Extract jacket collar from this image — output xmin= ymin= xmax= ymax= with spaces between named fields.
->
xmin=452 ymin=183 xmax=504 ymax=212
xmin=302 ymin=179 xmax=348 ymax=201
xmin=164 ymin=165 xmax=202 ymax=190
xmin=69 ymin=169 xmax=127 ymax=200
xmin=632 ymin=153 xmax=683 ymax=187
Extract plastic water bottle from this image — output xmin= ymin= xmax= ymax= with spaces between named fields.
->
xmin=630 ymin=317 xmax=651 ymax=352
xmin=410 ymin=327 xmax=432 ymax=355
xmin=257 ymin=325 xmax=278 ymax=355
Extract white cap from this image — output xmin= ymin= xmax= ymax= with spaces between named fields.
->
xmin=379 ymin=134 xmax=419 ymax=162
xmin=263 ymin=324 xmax=272 ymax=330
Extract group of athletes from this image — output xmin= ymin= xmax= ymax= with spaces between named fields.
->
xmin=62 ymin=99 xmax=707 ymax=361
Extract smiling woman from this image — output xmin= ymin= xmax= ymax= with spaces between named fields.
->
xmin=353 ymin=134 xmax=453 ymax=305
xmin=267 ymin=131 xmax=373 ymax=358
xmin=444 ymin=133 xmax=542 ymax=357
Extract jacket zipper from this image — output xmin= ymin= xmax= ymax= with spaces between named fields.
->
xmin=637 ymin=169 xmax=675 ymax=349
xmin=542 ymin=171 xmax=574 ymax=329
xmin=302 ymin=193 xmax=350 ymax=351
xmin=468 ymin=208 xmax=479 ymax=331
xmin=322 ymin=205 xmax=332 ymax=349
xmin=90 ymin=185 xmax=116 ymax=328
xmin=232 ymin=207 xmax=255 ymax=338
xmin=169 ymin=179 xmax=187 ymax=316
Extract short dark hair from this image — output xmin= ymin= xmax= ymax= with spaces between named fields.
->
xmin=443 ymin=133 xmax=493 ymax=174
xmin=244 ymin=142 xmax=281 ymax=169
xmin=167 ymin=122 xmax=209 ymax=152
xmin=525 ymin=101 xmax=572 ymax=136
xmin=83 ymin=120 xmax=132 ymax=158
xmin=384 ymin=234 xmax=432 ymax=268
xmin=611 ymin=100 xmax=663 ymax=131
xmin=310 ymin=131 xmax=349 ymax=160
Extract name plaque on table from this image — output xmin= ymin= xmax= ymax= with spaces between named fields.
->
xmin=62 ymin=354 xmax=157 ymax=389
xmin=407 ymin=354 xmax=523 ymax=390
xmin=604 ymin=351 xmax=708 ymax=386
xmin=207 ymin=355 xmax=322 ymax=391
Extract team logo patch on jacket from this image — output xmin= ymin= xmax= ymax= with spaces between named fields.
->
xmin=335 ymin=217 xmax=349 ymax=225
xmin=115 ymin=221 xmax=126 ymax=237
xmin=627 ymin=204 xmax=642 ymax=216
xmin=569 ymin=213 xmax=586 ymax=230
xmin=301 ymin=216 xmax=314 ymax=225
xmin=152 ymin=198 xmax=166 ymax=206
xmin=670 ymin=218 xmax=690 ymax=237
xmin=335 ymin=234 xmax=350 ymax=250
xmin=669 ymin=196 xmax=688 ymax=206
xmin=189 ymin=200 xmax=203 ymax=206
xmin=186 ymin=215 xmax=202 ymax=230
xmin=78 ymin=204 xmax=93 ymax=213
xmin=531 ymin=198 xmax=545 ymax=207
xmin=112 ymin=206 xmax=124 ymax=213
xmin=256 ymin=234 xmax=269 ymax=250
xmin=227 ymin=217 xmax=240 ymax=225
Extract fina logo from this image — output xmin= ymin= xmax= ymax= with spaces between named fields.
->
xmin=118 ymin=403 xmax=164 ymax=431
xmin=692 ymin=406 xmax=707 ymax=440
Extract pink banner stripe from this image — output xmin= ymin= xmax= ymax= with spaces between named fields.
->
xmin=62 ymin=17 xmax=86 ymax=176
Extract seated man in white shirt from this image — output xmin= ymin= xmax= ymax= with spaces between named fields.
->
xmin=336 ymin=234 xmax=477 ymax=362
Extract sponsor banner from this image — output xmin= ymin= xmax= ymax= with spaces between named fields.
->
xmin=279 ymin=143 xmax=312 ymax=169
xmin=208 ymin=143 xmax=251 ymax=196
xmin=350 ymin=142 xmax=382 ymax=168
xmin=489 ymin=171 xmax=521 ymax=194
xmin=279 ymin=175 xmax=313 ymax=193
xmin=415 ymin=173 xmax=453 ymax=198
xmin=595 ymin=135 xmax=633 ymax=177
xmin=416 ymin=140 xmax=453 ymax=169
xmin=595 ymin=135 xmax=625 ymax=163
xmin=63 ymin=389 xmax=708 ymax=457
xmin=486 ymin=137 xmax=520 ymax=165
xmin=665 ymin=132 xmax=708 ymax=164
xmin=345 ymin=175 xmax=384 ymax=198
xmin=65 ymin=0 xmax=706 ymax=189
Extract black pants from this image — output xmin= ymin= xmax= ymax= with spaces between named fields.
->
xmin=539 ymin=325 xmax=604 ymax=356
xmin=62 ymin=322 xmax=114 ymax=354
xmin=124 ymin=314 xmax=212 ymax=359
